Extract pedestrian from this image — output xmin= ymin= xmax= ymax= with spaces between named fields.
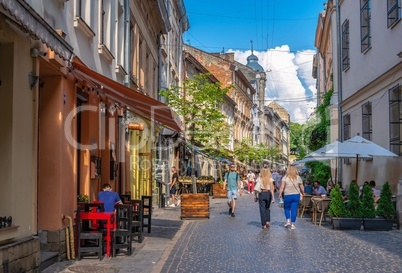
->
xmin=223 ymin=163 xmax=242 ymax=217
xmin=246 ymin=170 xmax=255 ymax=194
xmin=169 ymin=166 xmax=179 ymax=207
xmin=278 ymin=165 xmax=305 ymax=230
xmin=275 ymin=170 xmax=284 ymax=192
xmin=254 ymin=167 xmax=275 ymax=229
xmin=98 ymin=183 xmax=123 ymax=212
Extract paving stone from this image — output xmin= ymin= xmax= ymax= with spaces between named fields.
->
xmin=43 ymin=193 xmax=402 ymax=273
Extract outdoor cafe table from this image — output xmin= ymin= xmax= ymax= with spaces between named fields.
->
xmin=79 ymin=211 xmax=115 ymax=257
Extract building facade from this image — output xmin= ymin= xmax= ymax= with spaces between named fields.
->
xmin=0 ymin=0 xmax=185 ymax=271
xmin=315 ymin=0 xmax=402 ymax=226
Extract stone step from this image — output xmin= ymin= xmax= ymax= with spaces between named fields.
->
xmin=40 ymin=251 xmax=59 ymax=272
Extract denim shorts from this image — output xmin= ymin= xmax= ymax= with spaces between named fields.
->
xmin=227 ymin=189 xmax=238 ymax=201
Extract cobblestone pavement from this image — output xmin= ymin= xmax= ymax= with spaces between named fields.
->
xmin=160 ymin=193 xmax=402 ymax=273
xmin=44 ymin=193 xmax=402 ymax=273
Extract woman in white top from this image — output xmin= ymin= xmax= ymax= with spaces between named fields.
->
xmin=278 ymin=165 xmax=304 ymax=230
xmin=254 ymin=167 xmax=275 ymax=229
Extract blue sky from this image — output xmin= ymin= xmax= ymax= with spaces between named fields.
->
xmin=183 ymin=0 xmax=327 ymax=123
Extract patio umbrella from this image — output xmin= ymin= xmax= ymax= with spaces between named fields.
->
xmin=325 ymin=135 xmax=398 ymax=182
xmin=299 ymin=140 xmax=372 ymax=183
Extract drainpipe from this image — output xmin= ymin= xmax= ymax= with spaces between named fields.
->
xmin=335 ymin=0 xmax=343 ymax=183
xmin=121 ymin=0 xmax=130 ymax=192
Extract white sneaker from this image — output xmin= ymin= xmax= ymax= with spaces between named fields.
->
xmin=177 ymin=200 xmax=181 ymax=206
xmin=284 ymin=221 xmax=291 ymax=228
xmin=169 ymin=204 xmax=175 ymax=207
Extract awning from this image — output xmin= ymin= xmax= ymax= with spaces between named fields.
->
xmin=0 ymin=0 xmax=74 ymax=61
xmin=72 ymin=59 xmax=183 ymax=132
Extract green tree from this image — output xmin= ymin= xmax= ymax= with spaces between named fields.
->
xmin=376 ymin=182 xmax=396 ymax=219
xmin=347 ymin=183 xmax=362 ymax=218
xmin=290 ymin=122 xmax=307 ymax=159
xmin=361 ymin=184 xmax=376 ymax=218
xmin=160 ymin=73 xmax=231 ymax=192
xmin=329 ymin=184 xmax=347 ymax=218
xmin=233 ymin=139 xmax=280 ymax=169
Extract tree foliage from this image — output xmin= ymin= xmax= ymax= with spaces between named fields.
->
xmin=160 ymin=73 xmax=231 ymax=191
xmin=160 ymin=73 xmax=231 ymax=150
xmin=329 ymin=184 xmax=347 ymax=218
xmin=233 ymin=139 xmax=280 ymax=167
xmin=347 ymin=183 xmax=362 ymax=218
xmin=361 ymin=184 xmax=376 ymax=218
xmin=376 ymin=182 xmax=396 ymax=219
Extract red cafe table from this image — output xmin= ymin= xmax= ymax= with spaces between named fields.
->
xmin=79 ymin=211 xmax=115 ymax=257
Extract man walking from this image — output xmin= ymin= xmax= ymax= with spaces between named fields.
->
xmin=223 ymin=164 xmax=242 ymax=217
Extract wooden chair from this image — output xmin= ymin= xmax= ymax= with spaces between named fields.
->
xmin=119 ymin=194 xmax=131 ymax=204
xmin=76 ymin=209 xmax=103 ymax=260
xmin=314 ymin=199 xmax=331 ymax=226
xmin=142 ymin=196 xmax=152 ymax=233
xmin=299 ymin=195 xmax=313 ymax=218
xmin=112 ymin=204 xmax=133 ymax=257
xmin=129 ymin=199 xmax=144 ymax=243
xmin=84 ymin=202 xmax=104 ymax=230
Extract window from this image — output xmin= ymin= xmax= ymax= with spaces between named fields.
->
xmin=389 ymin=84 xmax=402 ymax=155
xmin=74 ymin=0 xmax=96 ymax=39
xmin=360 ymin=0 xmax=371 ymax=52
xmin=98 ymin=0 xmax=115 ymax=62
xmin=387 ymin=0 xmax=401 ymax=28
xmin=342 ymin=19 xmax=350 ymax=71
xmin=362 ymin=102 xmax=372 ymax=140
xmin=343 ymin=114 xmax=351 ymax=141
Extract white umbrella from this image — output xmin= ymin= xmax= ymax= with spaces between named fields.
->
xmin=299 ymin=140 xmax=372 ymax=183
xmin=325 ymin=135 xmax=398 ymax=182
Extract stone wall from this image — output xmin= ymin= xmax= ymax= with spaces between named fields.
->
xmin=0 ymin=237 xmax=40 ymax=273
xmin=39 ymin=228 xmax=67 ymax=260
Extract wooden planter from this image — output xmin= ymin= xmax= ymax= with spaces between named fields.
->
xmin=180 ymin=193 xmax=210 ymax=219
xmin=212 ymin=184 xmax=227 ymax=198
xmin=363 ymin=218 xmax=394 ymax=231
xmin=331 ymin=217 xmax=362 ymax=230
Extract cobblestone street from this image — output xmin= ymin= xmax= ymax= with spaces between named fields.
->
xmin=160 ymin=193 xmax=402 ymax=273
xmin=44 ymin=193 xmax=402 ymax=273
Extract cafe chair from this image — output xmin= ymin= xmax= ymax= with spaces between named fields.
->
xmin=142 ymin=196 xmax=152 ymax=233
xmin=314 ymin=199 xmax=331 ymax=226
xmin=299 ymin=195 xmax=313 ymax=218
xmin=76 ymin=209 xmax=103 ymax=260
xmin=112 ymin=204 xmax=133 ymax=257
xmin=129 ymin=199 xmax=144 ymax=243
xmin=84 ymin=202 xmax=105 ymax=231
xmin=119 ymin=194 xmax=131 ymax=204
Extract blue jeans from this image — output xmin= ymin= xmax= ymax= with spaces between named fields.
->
xmin=283 ymin=194 xmax=300 ymax=223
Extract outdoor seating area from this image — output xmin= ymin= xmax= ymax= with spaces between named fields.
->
xmin=298 ymin=194 xmax=332 ymax=227
xmin=76 ymin=196 xmax=151 ymax=260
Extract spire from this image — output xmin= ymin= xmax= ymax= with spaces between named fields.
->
xmin=246 ymin=40 xmax=264 ymax=72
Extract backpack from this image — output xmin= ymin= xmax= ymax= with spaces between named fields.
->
xmin=225 ymin=172 xmax=240 ymax=182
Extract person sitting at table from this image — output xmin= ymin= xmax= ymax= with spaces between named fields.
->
xmin=312 ymin=181 xmax=327 ymax=196
xmin=304 ymin=180 xmax=313 ymax=194
xmin=98 ymin=183 xmax=123 ymax=212
xmin=370 ymin=180 xmax=381 ymax=204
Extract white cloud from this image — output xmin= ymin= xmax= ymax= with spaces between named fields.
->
xmin=229 ymin=45 xmax=317 ymax=124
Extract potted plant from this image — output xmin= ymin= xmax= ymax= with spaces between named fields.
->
xmin=212 ymin=180 xmax=227 ymax=198
xmin=360 ymin=183 xmax=378 ymax=230
xmin=77 ymin=194 xmax=90 ymax=211
xmin=329 ymin=184 xmax=362 ymax=230
xmin=363 ymin=182 xmax=395 ymax=231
